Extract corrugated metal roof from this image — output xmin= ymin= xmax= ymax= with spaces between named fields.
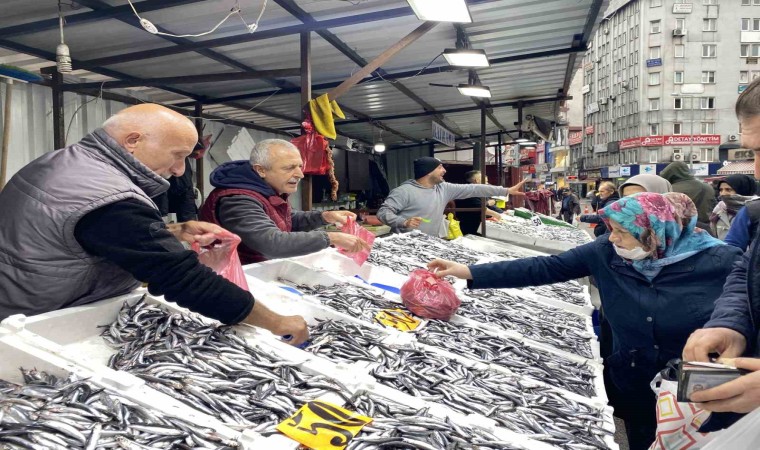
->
xmin=0 ymin=0 xmax=607 ymax=146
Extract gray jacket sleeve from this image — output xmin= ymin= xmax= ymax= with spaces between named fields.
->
xmin=377 ymin=188 xmax=411 ymax=232
xmin=291 ymin=210 xmax=327 ymax=232
xmin=217 ymin=196 xmax=330 ymax=259
xmin=443 ymin=183 xmax=508 ymax=202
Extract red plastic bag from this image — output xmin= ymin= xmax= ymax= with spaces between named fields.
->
xmin=291 ymin=118 xmax=330 ymax=175
xmin=338 ymin=217 xmax=375 ymax=266
xmin=400 ymin=269 xmax=461 ymax=320
xmin=191 ymin=231 xmax=250 ymax=291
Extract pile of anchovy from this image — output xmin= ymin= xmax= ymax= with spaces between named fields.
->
xmin=370 ymin=348 xmax=612 ymax=450
xmin=377 ymin=233 xmax=491 ymax=266
xmin=102 ymin=297 xmax=350 ymax=433
xmin=489 ymin=217 xmax=593 ymax=246
xmin=0 ymin=369 xmax=237 ymax=449
xmin=347 ymin=393 xmax=522 ymax=450
xmin=303 ymin=319 xmax=388 ymax=365
xmin=366 ymin=249 xmax=426 ymax=275
xmin=416 ymin=321 xmax=597 ymax=398
xmin=459 ymin=290 xmax=595 ymax=359
xmin=296 ymin=283 xmax=416 ymax=326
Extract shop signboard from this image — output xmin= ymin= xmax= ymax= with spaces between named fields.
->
xmin=690 ymin=163 xmax=709 ymax=177
xmin=663 ymin=135 xmax=721 ymax=146
xmin=586 ymin=102 xmax=600 ymax=115
xmin=620 ymin=137 xmax=641 ymax=149
xmin=600 ymin=167 xmax=609 ymax=178
xmin=607 ymin=141 xmax=620 ymax=153
xmin=620 ymin=166 xmax=631 ymax=176
xmin=582 ymin=84 xmax=591 ymax=94
xmin=740 ymin=85 xmax=748 ymax=94
xmin=640 ymin=164 xmax=657 ymax=175
xmin=673 ymin=3 xmax=693 ymax=13
xmin=608 ymin=166 xmax=621 ymax=177
xmin=646 ymin=58 xmax=662 ymax=67
xmin=584 ymin=62 xmax=594 ymax=72
xmin=519 ymin=147 xmax=536 ymax=161
xmin=535 ymin=163 xmax=550 ymax=172
xmin=585 ymin=125 xmax=595 ymax=135
xmin=641 ymin=136 xmax=665 ymax=147
xmin=569 ymin=131 xmax=583 ymax=146
xmin=594 ymin=143 xmax=607 ymax=154
xmin=432 ymin=122 xmax=456 ymax=147
xmin=729 ymin=149 xmax=754 ymax=160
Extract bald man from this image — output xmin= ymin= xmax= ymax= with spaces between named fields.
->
xmin=0 ymin=104 xmax=308 ymax=345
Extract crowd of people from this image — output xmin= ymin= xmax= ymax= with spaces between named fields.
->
xmin=4 ymin=68 xmax=760 ymax=450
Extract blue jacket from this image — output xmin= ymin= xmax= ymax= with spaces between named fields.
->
xmin=468 ymin=236 xmax=742 ymax=396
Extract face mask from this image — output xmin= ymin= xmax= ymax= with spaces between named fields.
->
xmin=720 ymin=195 xmax=741 ymax=203
xmin=613 ymin=244 xmax=650 ymax=260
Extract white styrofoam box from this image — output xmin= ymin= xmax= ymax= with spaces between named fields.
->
xmin=287 ymin=247 xmax=362 ymax=275
xmin=0 ymin=326 xmax=259 ymax=449
xmin=499 ymin=286 xmax=594 ymax=316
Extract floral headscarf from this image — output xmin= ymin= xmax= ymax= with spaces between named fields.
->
xmin=599 ymin=192 xmax=723 ymax=279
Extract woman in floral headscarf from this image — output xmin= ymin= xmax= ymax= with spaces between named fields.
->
xmin=428 ymin=193 xmax=742 ymax=450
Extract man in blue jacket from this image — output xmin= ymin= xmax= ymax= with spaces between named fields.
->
xmin=683 ymin=76 xmax=760 ymax=419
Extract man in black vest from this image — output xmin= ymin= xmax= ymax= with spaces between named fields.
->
xmin=0 ymin=104 xmax=308 ymax=345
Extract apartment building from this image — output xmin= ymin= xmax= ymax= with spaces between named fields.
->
xmin=578 ymin=0 xmax=753 ymax=180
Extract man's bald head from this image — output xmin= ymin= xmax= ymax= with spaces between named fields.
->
xmin=103 ymin=104 xmax=198 ymax=178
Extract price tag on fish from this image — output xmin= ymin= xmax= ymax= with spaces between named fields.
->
xmin=374 ymin=308 xmax=421 ymax=331
xmin=277 ymin=400 xmax=372 ymax=450
xmin=530 ymin=216 xmax=544 ymax=227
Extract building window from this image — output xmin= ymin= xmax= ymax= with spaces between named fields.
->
xmin=742 ymin=18 xmax=751 ymax=32
xmin=701 ymin=97 xmax=716 ymax=109
xmin=651 ymin=0 xmax=662 ymax=5
xmin=674 ymin=98 xmax=683 ymax=109
xmin=755 ymin=0 xmax=760 ymax=4
xmin=674 ymin=71 xmax=684 ymax=84
xmin=741 ymin=71 xmax=750 ymax=84
xmin=650 ymin=98 xmax=660 ymax=110
xmin=742 ymin=44 xmax=750 ymax=57
xmin=649 ymin=46 xmax=661 ymax=59
xmin=701 ymin=122 xmax=715 ymax=134
xmin=755 ymin=18 xmax=760 ymax=31
xmin=651 ymin=20 xmax=661 ymax=33
xmin=650 ymin=123 xmax=660 ymax=135
xmin=649 ymin=149 xmax=659 ymax=163
xmin=702 ymin=71 xmax=716 ymax=83
xmin=743 ymin=0 xmax=751 ymax=4
xmin=701 ymin=148 xmax=714 ymax=161
xmin=702 ymin=44 xmax=717 ymax=58
xmin=703 ymin=0 xmax=717 ymax=3
xmin=675 ymin=44 xmax=685 ymax=58
xmin=673 ymin=123 xmax=683 ymax=135
xmin=649 ymin=72 xmax=661 ymax=85
xmin=753 ymin=70 xmax=760 ymax=80
xmin=675 ymin=18 xmax=686 ymax=31
xmin=704 ymin=18 xmax=717 ymax=31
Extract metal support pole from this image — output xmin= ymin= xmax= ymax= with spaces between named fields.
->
xmin=194 ymin=102 xmax=204 ymax=199
xmin=300 ymin=31 xmax=313 ymax=211
xmin=497 ymin=131 xmax=503 ymax=186
xmin=480 ymin=103 xmax=487 ymax=237
xmin=689 ymin=96 xmax=694 ymax=170
xmin=52 ymin=70 xmax=65 ymax=149
xmin=0 ymin=80 xmax=12 ymax=190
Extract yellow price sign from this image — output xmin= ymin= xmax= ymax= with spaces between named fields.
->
xmin=276 ymin=400 xmax=372 ymax=450
xmin=374 ymin=308 xmax=421 ymax=332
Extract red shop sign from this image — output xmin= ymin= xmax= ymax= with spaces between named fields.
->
xmin=641 ymin=136 xmax=665 ymax=147
xmin=663 ymin=135 xmax=721 ymax=146
xmin=620 ymin=137 xmax=641 ymax=149
xmin=569 ymin=131 xmax=583 ymax=146
xmin=585 ymin=125 xmax=595 ymax=135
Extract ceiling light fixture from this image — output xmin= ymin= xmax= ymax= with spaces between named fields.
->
xmin=406 ymin=0 xmax=472 ymax=23
xmin=374 ymin=140 xmax=386 ymax=153
xmin=56 ymin=1 xmax=72 ymax=73
xmin=457 ymin=84 xmax=491 ymax=98
xmin=443 ymin=48 xmax=490 ymax=67
xmin=518 ymin=141 xmax=538 ymax=146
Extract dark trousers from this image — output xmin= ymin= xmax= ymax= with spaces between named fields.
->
xmin=561 ymin=211 xmax=574 ymax=223
xmin=604 ymin=367 xmax=657 ymax=450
